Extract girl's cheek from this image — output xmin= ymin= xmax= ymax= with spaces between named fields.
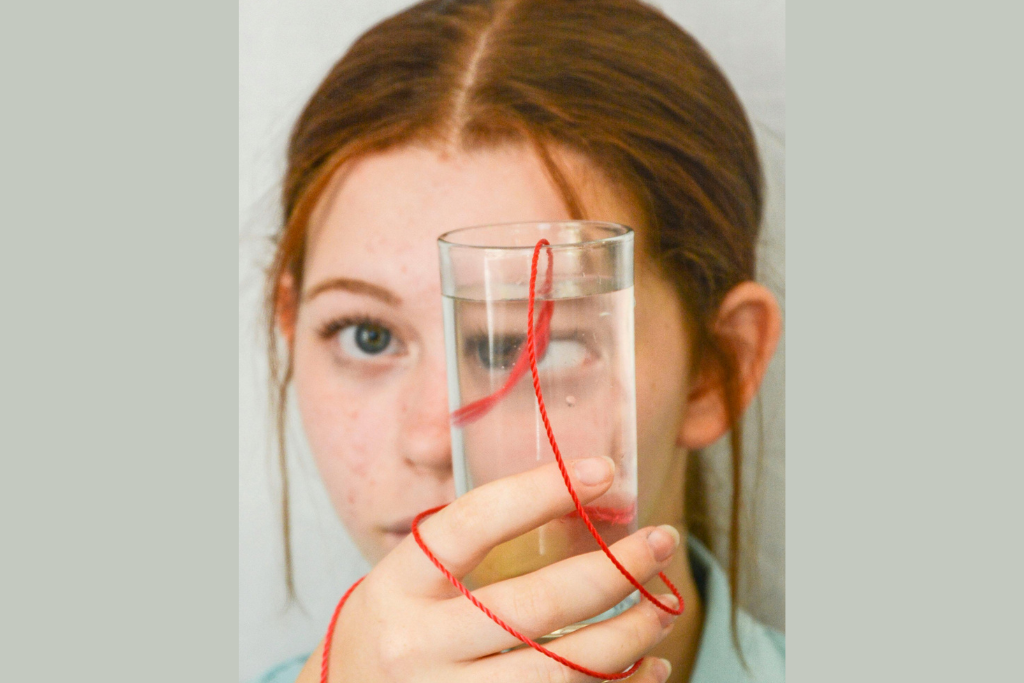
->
xmin=295 ymin=366 xmax=388 ymax=512
xmin=313 ymin=402 xmax=378 ymax=496
xmin=311 ymin=411 xmax=389 ymax=554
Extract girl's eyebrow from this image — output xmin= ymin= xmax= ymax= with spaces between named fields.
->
xmin=302 ymin=277 xmax=402 ymax=306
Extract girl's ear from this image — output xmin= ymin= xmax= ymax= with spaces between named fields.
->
xmin=276 ymin=272 xmax=299 ymax=347
xmin=678 ymin=282 xmax=782 ymax=449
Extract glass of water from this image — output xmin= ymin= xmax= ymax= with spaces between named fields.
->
xmin=438 ymin=221 xmax=638 ymax=636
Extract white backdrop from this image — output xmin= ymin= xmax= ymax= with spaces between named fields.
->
xmin=239 ymin=1 xmax=785 ymax=680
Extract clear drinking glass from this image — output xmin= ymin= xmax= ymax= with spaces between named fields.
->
xmin=438 ymin=221 xmax=638 ymax=636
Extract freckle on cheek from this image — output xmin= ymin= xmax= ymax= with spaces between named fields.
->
xmin=342 ymin=438 xmax=372 ymax=475
xmin=348 ymin=458 xmax=368 ymax=476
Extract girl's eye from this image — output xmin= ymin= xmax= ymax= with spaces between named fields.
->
xmin=337 ymin=322 xmax=396 ymax=358
xmin=537 ymin=338 xmax=590 ymax=372
xmin=468 ymin=335 xmax=591 ymax=373
xmin=471 ymin=335 xmax=523 ymax=371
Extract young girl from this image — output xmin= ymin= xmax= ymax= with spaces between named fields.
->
xmin=256 ymin=0 xmax=783 ymax=681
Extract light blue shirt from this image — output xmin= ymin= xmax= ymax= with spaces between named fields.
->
xmin=254 ymin=538 xmax=785 ymax=682
xmin=687 ymin=538 xmax=785 ymax=682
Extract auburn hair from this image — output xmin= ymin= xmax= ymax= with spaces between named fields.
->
xmin=265 ymin=0 xmax=763 ymax=652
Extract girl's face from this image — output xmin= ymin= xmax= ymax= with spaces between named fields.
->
xmin=292 ymin=144 xmax=693 ymax=564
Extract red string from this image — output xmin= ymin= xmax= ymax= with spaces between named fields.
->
xmin=320 ymin=576 xmax=363 ymax=683
xmin=320 ymin=239 xmax=682 ymax=683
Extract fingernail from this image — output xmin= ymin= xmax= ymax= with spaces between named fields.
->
xmin=653 ymin=657 xmax=673 ymax=682
xmin=656 ymin=593 xmax=680 ymax=627
xmin=572 ymin=456 xmax=614 ymax=485
xmin=647 ymin=524 xmax=680 ymax=562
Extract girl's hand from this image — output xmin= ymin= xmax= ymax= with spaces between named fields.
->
xmin=296 ymin=456 xmax=680 ymax=683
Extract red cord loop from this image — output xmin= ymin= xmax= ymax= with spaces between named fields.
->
xmin=320 ymin=239 xmax=682 ymax=682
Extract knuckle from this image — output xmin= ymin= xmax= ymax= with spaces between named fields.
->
xmin=639 ymin=604 xmax=664 ymax=645
xmin=532 ymin=658 xmax=574 ymax=683
xmin=355 ymin=574 xmax=396 ymax=618
xmin=444 ymin=491 xmax=487 ymax=536
xmin=631 ymin=666 xmax=660 ymax=683
xmin=358 ymin=573 xmax=387 ymax=604
xmin=616 ymin=604 xmax=659 ymax=652
xmin=638 ymin=531 xmax=661 ymax=568
xmin=626 ymin=616 xmax=650 ymax=651
xmin=375 ymin=623 xmax=426 ymax=676
xmin=510 ymin=580 xmax=561 ymax=627
xmin=611 ymin=532 xmax=655 ymax=579
xmin=620 ymin=531 xmax=663 ymax=581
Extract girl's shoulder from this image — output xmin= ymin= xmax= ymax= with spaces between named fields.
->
xmin=687 ymin=537 xmax=785 ymax=683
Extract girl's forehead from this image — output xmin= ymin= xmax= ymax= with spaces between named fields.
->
xmin=307 ymin=145 xmax=565 ymax=258
xmin=303 ymin=144 xmax=641 ymax=281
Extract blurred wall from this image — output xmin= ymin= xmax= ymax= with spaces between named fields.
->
xmin=240 ymin=1 xmax=784 ymax=680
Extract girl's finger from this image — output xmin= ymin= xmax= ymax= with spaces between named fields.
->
xmin=602 ymin=656 xmax=673 ymax=683
xmin=431 ymin=525 xmax=679 ymax=658
xmin=382 ymin=456 xmax=617 ymax=597
xmin=464 ymin=598 xmax=675 ymax=683
xmin=464 ymin=654 xmax=671 ymax=683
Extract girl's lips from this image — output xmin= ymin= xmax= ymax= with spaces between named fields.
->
xmin=382 ymin=518 xmax=414 ymax=535
xmin=382 ymin=502 xmax=453 ymax=535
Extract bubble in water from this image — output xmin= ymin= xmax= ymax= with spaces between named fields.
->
xmin=565 ymin=395 xmax=576 ymax=407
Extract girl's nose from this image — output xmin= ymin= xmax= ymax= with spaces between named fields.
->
xmin=399 ymin=360 xmax=453 ymax=476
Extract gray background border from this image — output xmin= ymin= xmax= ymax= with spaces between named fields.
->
xmin=2 ymin=1 xmax=237 ymax=680
xmin=786 ymin=0 xmax=1023 ymax=680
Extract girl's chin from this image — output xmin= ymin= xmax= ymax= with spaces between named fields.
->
xmin=348 ymin=531 xmax=402 ymax=565
xmin=381 ymin=530 xmax=410 ymax=552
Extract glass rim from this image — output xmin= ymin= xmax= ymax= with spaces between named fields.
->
xmin=437 ymin=220 xmax=633 ymax=250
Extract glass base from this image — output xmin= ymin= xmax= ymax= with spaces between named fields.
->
xmin=501 ymin=590 xmax=641 ymax=651
xmin=543 ymin=590 xmax=640 ymax=640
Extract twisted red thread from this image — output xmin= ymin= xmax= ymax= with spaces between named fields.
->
xmin=320 ymin=238 xmax=682 ymax=683
xmin=320 ymin=575 xmax=363 ymax=683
